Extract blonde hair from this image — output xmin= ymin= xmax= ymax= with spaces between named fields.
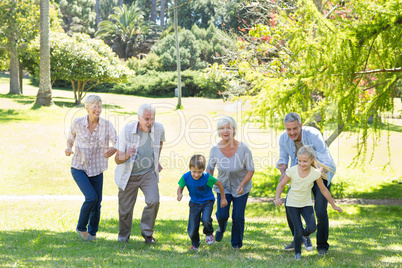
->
xmin=189 ymin=155 xmax=206 ymax=170
xmin=84 ymin=95 xmax=102 ymax=108
xmin=297 ymin=145 xmax=334 ymax=180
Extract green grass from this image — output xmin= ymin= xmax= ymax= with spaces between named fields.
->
xmin=0 ymin=75 xmax=401 ymax=267
xmin=0 ymin=199 xmax=400 ymax=267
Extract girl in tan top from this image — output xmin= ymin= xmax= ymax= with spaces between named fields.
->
xmin=274 ymin=145 xmax=342 ymax=260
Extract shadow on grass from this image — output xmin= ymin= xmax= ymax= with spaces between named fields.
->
xmin=0 ymin=109 xmax=28 ymax=122
xmin=1 ymin=207 xmax=401 ymax=267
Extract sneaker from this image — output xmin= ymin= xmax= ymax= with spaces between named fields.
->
xmin=215 ymin=227 xmax=224 ymax=242
xmin=206 ymin=234 xmax=214 ymax=245
xmin=190 ymin=245 xmax=198 ymax=251
xmin=293 ymin=253 xmax=301 ymax=260
xmin=302 ymin=236 xmax=313 ymax=251
xmin=141 ymin=232 xmax=156 ymax=244
xmin=318 ymin=249 xmax=328 ymax=256
xmin=284 ymin=241 xmax=295 ymax=251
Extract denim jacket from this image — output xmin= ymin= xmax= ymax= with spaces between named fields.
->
xmin=276 ymin=126 xmax=336 ymax=185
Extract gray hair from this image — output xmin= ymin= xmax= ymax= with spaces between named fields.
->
xmin=284 ymin=112 xmax=301 ymax=126
xmin=138 ymin=104 xmax=155 ymax=117
xmin=84 ymin=95 xmax=102 ymax=108
xmin=217 ymin=116 xmax=237 ymax=137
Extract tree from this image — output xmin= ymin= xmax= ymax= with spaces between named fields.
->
xmin=212 ymin=0 xmax=402 ymax=160
xmin=23 ymin=32 xmax=133 ymax=104
xmin=95 ymin=4 xmax=157 ymax=59
xmin=36 ymin=0 xmax=53 ymax=107
xmin=59 ymin=0 xmax=97 ymax=36
xmin=0 ymin=0 xmax=40 ymax=95
xmin=152 ymin=29 xmax=206 ymax=71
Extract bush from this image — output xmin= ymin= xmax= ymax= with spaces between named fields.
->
xmin=125 ymin=53 xmax=161 ymax=75
xmin=89 ymin=70 xmax=222 ymax=98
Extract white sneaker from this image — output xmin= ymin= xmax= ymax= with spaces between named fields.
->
xmin=206 ymin=234 xmax=215 ymax=245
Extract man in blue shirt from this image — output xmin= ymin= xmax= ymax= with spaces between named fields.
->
xmin=277 ymin=112 xmax=336 ymax=256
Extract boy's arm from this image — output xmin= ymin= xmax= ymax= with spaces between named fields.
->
xmin=215 ymin=180 xmax=228 ymax=207
xmin=274 ymin=174 xmax=290 ymax=206
xmin=177 ymin=186 xmax=184 ymax=201
xmin=316 ymin=178 xmax=342 ymax=212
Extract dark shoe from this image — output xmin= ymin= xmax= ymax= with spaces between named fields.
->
xmin=215 ymin=227 xmax=224 ymax=242
xmin=318 ymin=249 xmax=328 ymax=256
xmin=302 ymin=236 xmax=313 ymax=251
xmin=293 ymin=253 xmax=301 ymax=260
xmin=142 ymin=232 xmax=156 ymax=244
xmin=284 ymin=241 xmax=295 ymax=251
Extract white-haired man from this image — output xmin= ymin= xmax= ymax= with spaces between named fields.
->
xmin=114 ymin=104 xmax=165 ymax=243
xmin=277 ymin=112 xmax=336 ymax=256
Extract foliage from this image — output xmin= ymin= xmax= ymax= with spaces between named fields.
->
xmin=170 ymin=0 xmax=251 ymax=33
xmin=22 ymin=32 xmax=133 ymax=104
xmin=99 ymin=0 xmax=119 ymax=22
xmin=125 ymin=52 xmax=161 ymax=75
xmin=59 ymin=0 xmax=97 ymax=36
xmin=94 ymin=70 xmax=220 ymax=98
xmin=95 ymin=4 xmax=157 ymax=59
xmin=152 ymin=24 xmax=235 ymax=72
xmin=210 ymin=0 xmax=402 ymax=162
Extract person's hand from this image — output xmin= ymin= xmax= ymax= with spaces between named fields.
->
xmin=177 ymin=193 xmax=182 ymax=201
xmin=126 ymin=145 xmax=136 ymax=160
xmin=236 ymin=185 xmax=244 ymax=195
xmin=158 ymin=163 xmax=163 ymax=172
xmin=274 ymin=198 xmax=283 ymax=207
xmin=220 ymin=198 xmax=228 ymax=208
xmin=333 ymin=205 xmax=342 ymax=213
xmin=65 ymin=148 xmax=74 ymax=156
xmin=103 ymin=147 xmax=115 ymax=158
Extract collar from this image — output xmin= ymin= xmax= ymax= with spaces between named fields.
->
xmin=82 ymin=115 xmax=105 ymax=127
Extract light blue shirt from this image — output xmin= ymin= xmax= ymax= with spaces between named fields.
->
xmin=276 ymin=126 xmax=336 ymax=185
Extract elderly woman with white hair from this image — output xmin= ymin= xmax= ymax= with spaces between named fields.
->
xmin=206 ymin=116 xmax=254 ymax=249
xmin=65 ymin=95 xmax=117 ymax=241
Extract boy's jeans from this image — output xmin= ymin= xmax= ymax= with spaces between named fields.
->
xmin=187 ymin=200 xmax=214 ymax=248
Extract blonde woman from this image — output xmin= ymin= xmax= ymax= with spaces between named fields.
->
xmin=206 ymin=116 xmax=254 ymax=249
xmin=65 ymin=95 xmax=117 ymax=241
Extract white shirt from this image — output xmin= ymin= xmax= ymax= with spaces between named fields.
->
xmin=114 ymin=121 xmax=165 ymax=190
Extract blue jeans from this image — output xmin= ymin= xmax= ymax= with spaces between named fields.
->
xmin=71 ymin=168 xmax=103 ymax=236
xmin=188 ymin=200 xmax=214 ymax=248
xmin=287 ymin=206 xmax=317 ymax=254
xmin=216 ymin=192 xmax=249 ymax=248
xmin=286 ymin=181 xmax=331 ymax=250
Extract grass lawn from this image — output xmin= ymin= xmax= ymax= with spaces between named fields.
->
xmin=0 ymin=76 xmax=401 ymax=267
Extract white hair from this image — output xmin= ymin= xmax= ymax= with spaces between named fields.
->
xmin=217 ymin=116 xmax=237 ymax=137
xmin=138 ymin=103 xmax=155 ymax=117
xmin=284 ymin=112 xmax=301 ymax=126
xmin=84 ymin=95 xmax=102 ymax=108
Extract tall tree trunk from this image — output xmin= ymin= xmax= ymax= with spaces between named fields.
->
xmin=36 ymin=0 xmax=53 ymax=107
xmin=19 ymin=59 xmax=23 ymax=94
xmin=313 ymin=0 xmax=323 ymax=11
xmin=160 ymin=0 xmax=165 ymax=29
xmin=174 ymin=0 xmax=182 ymax=109
xmin=9 ymin=41 xmax=20 ymax=95
xmin=150 ymin=0 xmax=157 ymax=22
xmin=95 ymin=0 xmax=100 ymax=27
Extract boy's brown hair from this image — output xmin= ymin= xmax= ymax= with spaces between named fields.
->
xmin=189 ymin=154 xmax=206 ymax=170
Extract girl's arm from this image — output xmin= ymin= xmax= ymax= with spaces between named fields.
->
xmin=215 ymin=180 xmax=228 ymax=208
xmin=177 ymin=186 xmax=184 ymax=201
xmin=316 ymin=178 xmax=342 ymax=212
xmin=274 ymin=175 xmax=290 ymax=206
xmin=236 ymin=171 xmax=254 ymax=195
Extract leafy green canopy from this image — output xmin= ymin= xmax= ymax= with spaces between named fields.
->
xmin=59 ymin=0 xmax=97 ymax=36
xmin=213 ymin=0 xmax=402 ymax=161
xmin=95 ymin=4 xmax=157 ymax=59
xmin=23 ymin=32 xmax=133 ymax=104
